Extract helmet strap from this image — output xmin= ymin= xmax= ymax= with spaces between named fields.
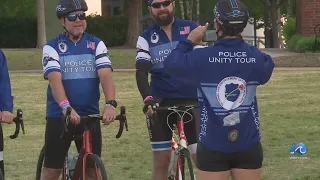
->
xmin=62 ymin=19 xmax=81 ymax=41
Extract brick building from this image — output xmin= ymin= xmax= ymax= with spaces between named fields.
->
xmin=101 ymin=0 xmax=122 ymax=17
xmin=296 ymin=0 xmax=320 ymax=36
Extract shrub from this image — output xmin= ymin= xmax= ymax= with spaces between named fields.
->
xmin=0 ymin=15 xmax=128 ymax=48
xmin=286 ymin=34 xmax=320 ymax=53
xmin=282 ymin=17 xmax=296 ymax=42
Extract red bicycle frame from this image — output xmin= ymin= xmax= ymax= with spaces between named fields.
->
xmin=173 ymin=118 xmax=187 ymax=179
xmin=69 ymin=129 xmax=98 ymax=180
xmin=61 ymin=106 xmax=128 ymax=180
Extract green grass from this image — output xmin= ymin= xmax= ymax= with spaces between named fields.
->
xmin=2 ymin=49 xmax=136 ymax=71
xmin=2 ymin=71 xmax=320 ymax=180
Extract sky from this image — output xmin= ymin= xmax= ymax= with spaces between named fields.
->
xmin=86 ymin=0 xmax=101 ymax=15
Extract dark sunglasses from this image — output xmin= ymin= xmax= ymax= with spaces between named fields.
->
xmin=151 ymin=1 xmax=172 ymax=9
xmin=66 ymin=13 xmax=86 ymax=22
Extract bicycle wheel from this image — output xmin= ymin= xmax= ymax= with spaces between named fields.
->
xmin=168 ymin=149 xmax=195 ymax=180
xmin=0 ymin=169 xmax=4 ymax=180
xmin=36 ymin=146 xmax=45 ymax=180
xmin=177 ymin=149 xmax=195 ymax=180
xmin=82 ymin=154 xmax=107 ymax=180
xmin=36 ymin=146 xmax=67 ymax=180
xmin=178 ymin=150 xmax=196 ymax=180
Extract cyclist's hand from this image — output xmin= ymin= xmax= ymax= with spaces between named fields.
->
xmin=102 ymin=105 xmax=116 ymax=126
xmin=187 ymin=23 xmax=209 ymax=46
xmin=62 ymin=107 xmax=80 ymax=125
xmin=0 ymin=111 xmax=14 ymax=124
xmin=143 ymin=98 xmax=159 ymax=117
xmin=146 ymin=104 xmax=159 ymax=117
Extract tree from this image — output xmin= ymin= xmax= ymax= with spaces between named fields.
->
xmin=176 ymin=0 xmax=200 ymax=23
xmin=124 ymin=0 xmax=143 ymax=47
xmin=37 ymin=0 xmax=46 ymax=48
xmin=0 ymin=0 xmax=36 ymax=17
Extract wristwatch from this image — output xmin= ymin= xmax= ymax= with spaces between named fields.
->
xmin=106 ymin=100 xmax=117 ymax=108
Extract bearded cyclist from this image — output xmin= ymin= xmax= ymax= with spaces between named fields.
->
xmin=164 ymin=0 xmax=275 ymax=180
xmin=40 ymin=1 xmax=117 ymax=179
xmin=135 ymin=0 xmax=203 ymax=179
xmin=0 ymin=49 xmax=14 ymax=179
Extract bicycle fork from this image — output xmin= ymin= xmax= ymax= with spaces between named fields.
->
xmin=168 ymin=119 xmax=188 ymax=180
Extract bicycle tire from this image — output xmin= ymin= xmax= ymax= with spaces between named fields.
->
xmin=36 ymin=146 xmax=45 ymax=180
xmin=0 ymin=169 xmax=4 ymax=180
xmin=36 ymin=145 xmax=66 ymax=180
xmin=185 ymin=153 xmax=195 ymax=180
xmin=179 ymin=150 xmax=195 ymax=180
xmin=82 ymin=154 xmax=108 ymax=180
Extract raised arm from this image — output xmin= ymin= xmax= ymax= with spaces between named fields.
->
xmin=256 ymin=49 xmax=275 ymax=85
xmin=163 ymin=39 xmax=198 ymax=79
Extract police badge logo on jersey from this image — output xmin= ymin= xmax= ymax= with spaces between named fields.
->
xmin=216 ymin=76 xmax=247 ymax=110
xmin=228 ymin=129 xmax=239 ymax=142
xmin=151 ymin=32 xmax=159 ymax=44
xmin=58 ymin=42 xmax=68 ymax=53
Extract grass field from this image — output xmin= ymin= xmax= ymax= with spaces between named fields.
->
xmin=3 ymin=48 xmax=320 ymax=71
xmin=2 ymin=71 xmax=320 ymax=180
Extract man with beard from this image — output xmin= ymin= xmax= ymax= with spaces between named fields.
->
xmin=135 ymin=0 xmax=201 ymax=179
xmin=40 ymin=0 xmax=117 ymax=179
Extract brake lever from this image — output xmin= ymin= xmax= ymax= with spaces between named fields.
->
xmin=60 ymin=107 xmax=72 ymax=138
xmin=115 ymin=106 xmax=128 ymax=139
xmin=9 ymin=109 xmax=24 ymax=139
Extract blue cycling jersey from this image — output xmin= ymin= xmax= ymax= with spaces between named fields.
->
xmin=0 ymin=50 xmax=13 ymax=112
xmin=135 ymin=18 xmax=199 ymax=99
xmin=42 ymin=32 xmax=112 ymax=118
xmin=164 ymin=38 xmax=274 ymax=153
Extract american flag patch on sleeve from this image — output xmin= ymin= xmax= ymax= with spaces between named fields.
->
xmin=180 ymin=26 xmax=190 ymax=35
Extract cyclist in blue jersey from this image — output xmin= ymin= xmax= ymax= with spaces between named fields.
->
xmin=164 ymin=0 xmax=275 ymax=179
xmin=135 ymin=0 xmax=201 ymax=179
xmin=0 ymin=49 xmax=14 ymax=179
xmin=40 ymin=0 xmax=117 ymax=179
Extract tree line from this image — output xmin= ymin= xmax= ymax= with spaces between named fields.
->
xmin=0 ymin=0 xmax=296 ymax=48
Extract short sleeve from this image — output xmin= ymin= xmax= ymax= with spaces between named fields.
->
xmin=95 ymin=41 xmax=112 ymax=70
xmin=136 ymin=36 xmax=151 ymax=64
xmin=42 ymin=45 xmax=60 ymax=80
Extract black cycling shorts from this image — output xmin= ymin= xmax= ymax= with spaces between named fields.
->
xmin=146 ymin=99 xmax=199 ymax=153
xmin=197 ymin=141 xmax=263 ymax=172
xmin=43 ymin=118 xmax=102 ymax=169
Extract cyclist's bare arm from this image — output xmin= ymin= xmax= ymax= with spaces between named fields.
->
xmin=95 ymin=41 xmax=115 ymax=101
xmin=97 ymin=68 xmax=115 ymax=101
xmin=47 ymin=72 xmax=68 ymax=106
xmin=42 ymin=45 xmax=80 ymax=123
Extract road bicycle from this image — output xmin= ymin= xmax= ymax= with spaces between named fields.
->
xmin=151 ymin=104 xmax=199 ymax=180
xmin=36 ymin=106 xmax=128 ymax=180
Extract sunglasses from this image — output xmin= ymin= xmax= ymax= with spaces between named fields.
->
xmin=66 ymin=13 xmax=86 ymax=22
xmin=151 ymin=1 xmax=172 ymax=9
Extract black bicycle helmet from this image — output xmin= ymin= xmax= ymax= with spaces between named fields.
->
xmin=56 ymin=0 xmax=88 ymax=19
xmin=213 ymin=0 xmax=249 ymax=35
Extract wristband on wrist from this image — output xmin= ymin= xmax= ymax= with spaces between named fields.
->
xmin=59 ymin=100 xmax=70 ymax=109
xmin=143 ymin=96 xmax=153 ymax=102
